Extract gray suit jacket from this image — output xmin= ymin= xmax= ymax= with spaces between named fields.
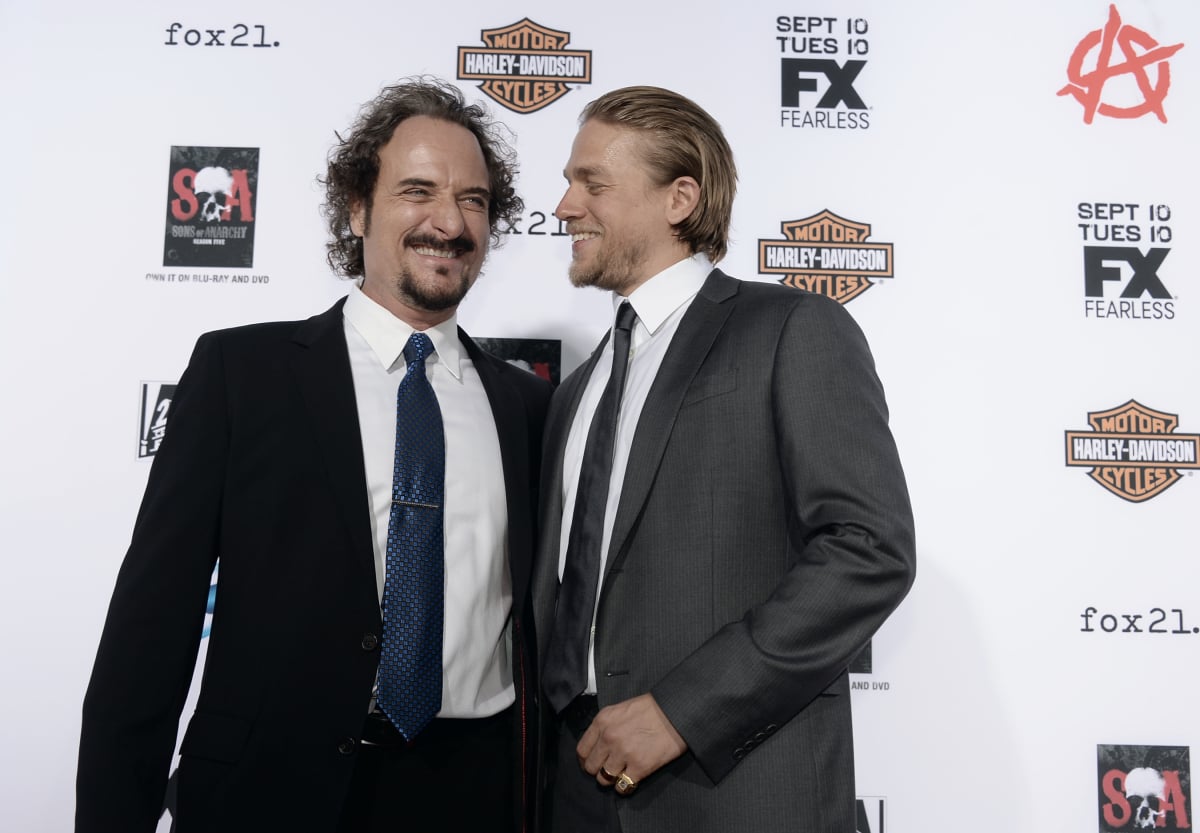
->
xmin=534 ymin=270 xmax=915 ymax=833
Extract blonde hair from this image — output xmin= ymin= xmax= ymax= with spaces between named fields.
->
xmin=581 ymin=86 xmax=736 ymax=263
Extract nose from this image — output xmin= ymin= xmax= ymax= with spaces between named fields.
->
xmin=430 ymin=197 xmax=467 ymax=239
xmin=554 ymin=184 xmax=583 ymax=222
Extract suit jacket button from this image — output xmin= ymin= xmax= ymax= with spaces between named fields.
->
xmin=753 ymin=731 xmax=767 ymax=742
xmin=337 ymin=737 xmax=356 ymax=755
xmin=733 ymin=748 xmax=747 ymax=761
xmin=361 ymin=632 xmax=379 ymax=651
xmin=765 ymin=724 xmax=778 ymax=733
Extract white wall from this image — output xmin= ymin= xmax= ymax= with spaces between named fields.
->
xmin=1 ymin=1 xmax=1195 ymax=829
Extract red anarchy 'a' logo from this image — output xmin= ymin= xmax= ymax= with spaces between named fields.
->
xmin=1057 ymin=4 xmax=1184 ymax=124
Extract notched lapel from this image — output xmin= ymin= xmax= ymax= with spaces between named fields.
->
xmin=533 ymin=338 xmax=607 ymax=640
xmin=461 ymin=331 xmax=534 ymax=613
xmin=604 ymin=271 xmax=738 ymax=582
xmin=290 ymin=299 xmax=377 ymax=611
xmin=540 ymin=337 xmax=608 ymax=531
xmin=546 ymin=338 xmax=607 ymax=469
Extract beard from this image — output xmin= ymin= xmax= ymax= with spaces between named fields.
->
xmin=392 ymin=232 xmax=480 ymax=312
xmin=391 ymin=263 xmax=475 ymax=312
xmin=568 ymin=234 xmax=648 ymax=295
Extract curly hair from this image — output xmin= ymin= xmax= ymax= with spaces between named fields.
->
xmin=581 ymin=86 xmax=737 ymax=264
xmin=322 ymin=77 xmax=523 ymax=278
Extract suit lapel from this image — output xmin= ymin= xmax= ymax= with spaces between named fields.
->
xmin=603 ymin=270 xmax=738 ymax=582
xmin=290 ymin=298 xmax=378 ymax=612
xmin=459 ymin=330 xmax=535 ymax=614
xmin=532 ymin=336 xmax=608 ymax=642
xmin=541 ymin=336 xmax=608 ymax=524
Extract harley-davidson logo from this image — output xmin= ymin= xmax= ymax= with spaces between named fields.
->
xmin=758 ymin=209 xmax=894 ymax=304
xmin=1065 ymin=400 xmax=1200 ymax=502
xmin=457 ymin=19 xmax=592 ymax=114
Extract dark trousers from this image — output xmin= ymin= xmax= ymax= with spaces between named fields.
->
xmin=336 ymin=707 xmax=514 ymax=833
xmin=549 ymin=696 xmax=622 ymax=833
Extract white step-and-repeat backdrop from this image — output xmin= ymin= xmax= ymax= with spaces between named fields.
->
xmin=1 ymin=1 xmax=1195 ymax=830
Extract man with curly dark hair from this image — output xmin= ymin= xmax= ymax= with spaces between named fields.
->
xmin=323 ymin=77 xmax=523 ymax=278
xmin=78 ymin=78 xmax=550 ymax=833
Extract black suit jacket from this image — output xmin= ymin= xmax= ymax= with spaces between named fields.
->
xmin=78 ymin=298 xmax=551 ymax=833
xmin=534 ymin=271 xmax=915 ymax=833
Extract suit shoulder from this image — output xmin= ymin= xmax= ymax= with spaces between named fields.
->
xmin=466 ymin=338 xmax=554 ymax=401
xmin=497 ymin=354 xmax=554 ymax=398
xmin=721 ymin=274 xmax=856 ymax=331
xmin=730 ymin=275 xmax=838 ymax=309
xmin=194 ymin=301 xmax=344 ymax=351
xmin=197 ymin=319 xmax=301 ymax=346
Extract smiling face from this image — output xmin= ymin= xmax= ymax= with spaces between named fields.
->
xmin=351 ymin=115 xmax=492 ymax=328
xmin=554 ymin=119 xmax=697 ymax=297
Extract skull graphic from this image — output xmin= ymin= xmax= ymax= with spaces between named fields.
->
xmin=193 ymin=166 xmax=234 ymax=222
xmin=1125 ymin=767 xmax=1167 ymax=829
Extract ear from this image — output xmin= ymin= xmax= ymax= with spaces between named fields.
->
xmin=349 ymin=199 xmax=367 ymax=238
xmin=665 ymin=176 xmax=700 ymax=226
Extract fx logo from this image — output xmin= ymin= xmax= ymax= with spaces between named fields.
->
xmin=1084 ymin=246 xmax=1170 ymax=298
xmin=781 ymin=59 xmax=866 ymax=108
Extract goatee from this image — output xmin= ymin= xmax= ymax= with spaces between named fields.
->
xmin=394 ymin=232 xmax=480 ymax=311
xmin=392 ymin=265 xmax=474 ymax=312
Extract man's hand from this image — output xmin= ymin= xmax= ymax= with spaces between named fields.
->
xmin=577 ymin=693 xmax=687 ymax=789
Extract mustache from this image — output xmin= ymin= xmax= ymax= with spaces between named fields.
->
xmin=404 ymin=233 xmax=476 ymax=256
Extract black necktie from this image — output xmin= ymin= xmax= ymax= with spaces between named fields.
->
xmin=376 ymin=333 xmax=444 ymax=740
xmin=544 ymin=301 xmax=636 ymax=713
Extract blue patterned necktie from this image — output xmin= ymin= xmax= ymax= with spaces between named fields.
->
xmin=377 ymin=332 xmax=444 ymax=740
xmin=544 ymin=301 xmax=636 ymax=713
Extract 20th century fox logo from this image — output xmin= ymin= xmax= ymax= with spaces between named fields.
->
xmin=138 ymin=383 xmax=177 ymax=459
xmin=777 ymin=15 xmax=871 ymax=129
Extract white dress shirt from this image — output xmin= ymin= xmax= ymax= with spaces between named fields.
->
xmin=343 ymin=284 xmax=513 ymax=717
xmin=558 ymin=254 xmax=713 ymax=693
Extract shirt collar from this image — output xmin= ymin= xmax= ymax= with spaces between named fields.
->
xmin=615 ymin=253 xmax=713 ymax=335
xmin=343 ymin=283 xmax=464 ymax=379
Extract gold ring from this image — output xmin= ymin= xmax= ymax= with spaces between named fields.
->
xmin=600 ymin=766 xmax=619 ymax=781
xmin=615 ymin=772 xmax=638 ymax=795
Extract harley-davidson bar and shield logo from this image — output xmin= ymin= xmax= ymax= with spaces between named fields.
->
xmin=758 ymin=209 xmax=894 ymax=304
xmin=457 ymin=19 xmax=592 ymax=114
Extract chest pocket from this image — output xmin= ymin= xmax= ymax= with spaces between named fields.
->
xmin=681 ymin=367 xmax=738 ymax=408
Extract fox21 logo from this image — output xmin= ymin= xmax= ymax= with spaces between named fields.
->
xmin=1099 ymin=745 xmax=1191 ymax=831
